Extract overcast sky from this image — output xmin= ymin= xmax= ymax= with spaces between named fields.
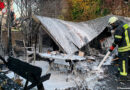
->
xmin=13 ymin=2 xmax=20 ymax=18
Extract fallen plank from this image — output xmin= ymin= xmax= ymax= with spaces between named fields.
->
xmin=38 ymin=53 xmax=86 ymax=61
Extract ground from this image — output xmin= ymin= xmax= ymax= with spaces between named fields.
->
xmin=3 ymin=56 xmax=130 ymax=90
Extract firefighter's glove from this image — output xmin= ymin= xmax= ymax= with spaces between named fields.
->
xmin=109 ymin=46 xmax=115 ymax=52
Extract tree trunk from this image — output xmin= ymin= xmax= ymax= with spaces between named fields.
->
xmin=0 ymin=14 xmax=2 ymax=42
xmin=7 ymin=0 xmax=13 ymax=56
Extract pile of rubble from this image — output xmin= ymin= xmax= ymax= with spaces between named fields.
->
xmin=34 ymin=53 xmax=117 ymax=90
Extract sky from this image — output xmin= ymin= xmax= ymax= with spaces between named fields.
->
xmin=13 ymin=2 xmax=20 ymax=18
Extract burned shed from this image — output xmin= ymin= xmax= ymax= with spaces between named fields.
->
xmin=32 ymin=15 xmax=130 ymax=55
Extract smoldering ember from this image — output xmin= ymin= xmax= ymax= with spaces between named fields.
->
xmin=0 ymin=1 xmax=130 ymax=89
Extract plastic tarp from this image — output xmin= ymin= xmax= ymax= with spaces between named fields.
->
xmin=33 ymin=15 xmax=130 ymax=54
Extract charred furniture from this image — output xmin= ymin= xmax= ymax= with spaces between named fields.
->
xmin=0 ymin=56 xmax=51 ymax=90
xmin=37 ymin=53 xmax=86 ymax=72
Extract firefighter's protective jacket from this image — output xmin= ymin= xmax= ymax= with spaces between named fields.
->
xmin=112 ymin=21 xmax=130 ymax=52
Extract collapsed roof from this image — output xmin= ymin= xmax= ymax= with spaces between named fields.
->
xmin=32 ymin=15 xmax=130 ymax=54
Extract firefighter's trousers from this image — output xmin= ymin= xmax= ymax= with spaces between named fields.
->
xmin=118 ymin=51 xmax=130 ymax=76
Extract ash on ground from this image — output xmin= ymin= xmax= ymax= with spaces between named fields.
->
xmin=6 ymin=55 xmax=120 ymax=90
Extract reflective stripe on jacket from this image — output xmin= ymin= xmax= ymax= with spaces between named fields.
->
xmin=113 ymin=23 xmax=130 ymax=52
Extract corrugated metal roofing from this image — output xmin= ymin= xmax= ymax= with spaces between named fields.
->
xmin=33 ymin=15 xmax=130 ymax=54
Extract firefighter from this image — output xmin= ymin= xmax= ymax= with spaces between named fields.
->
xmin=108 ymin=16 xmax=130 ymax=80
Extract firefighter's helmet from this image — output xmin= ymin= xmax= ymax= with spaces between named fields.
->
xmin=108 ymin=16 xmax=118 ymax=24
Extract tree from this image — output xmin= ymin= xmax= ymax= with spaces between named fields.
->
xmin=7 ymin=0 xmax=13 ymax=56
xmin=68 ymin=0 xmax=105 ymax=21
